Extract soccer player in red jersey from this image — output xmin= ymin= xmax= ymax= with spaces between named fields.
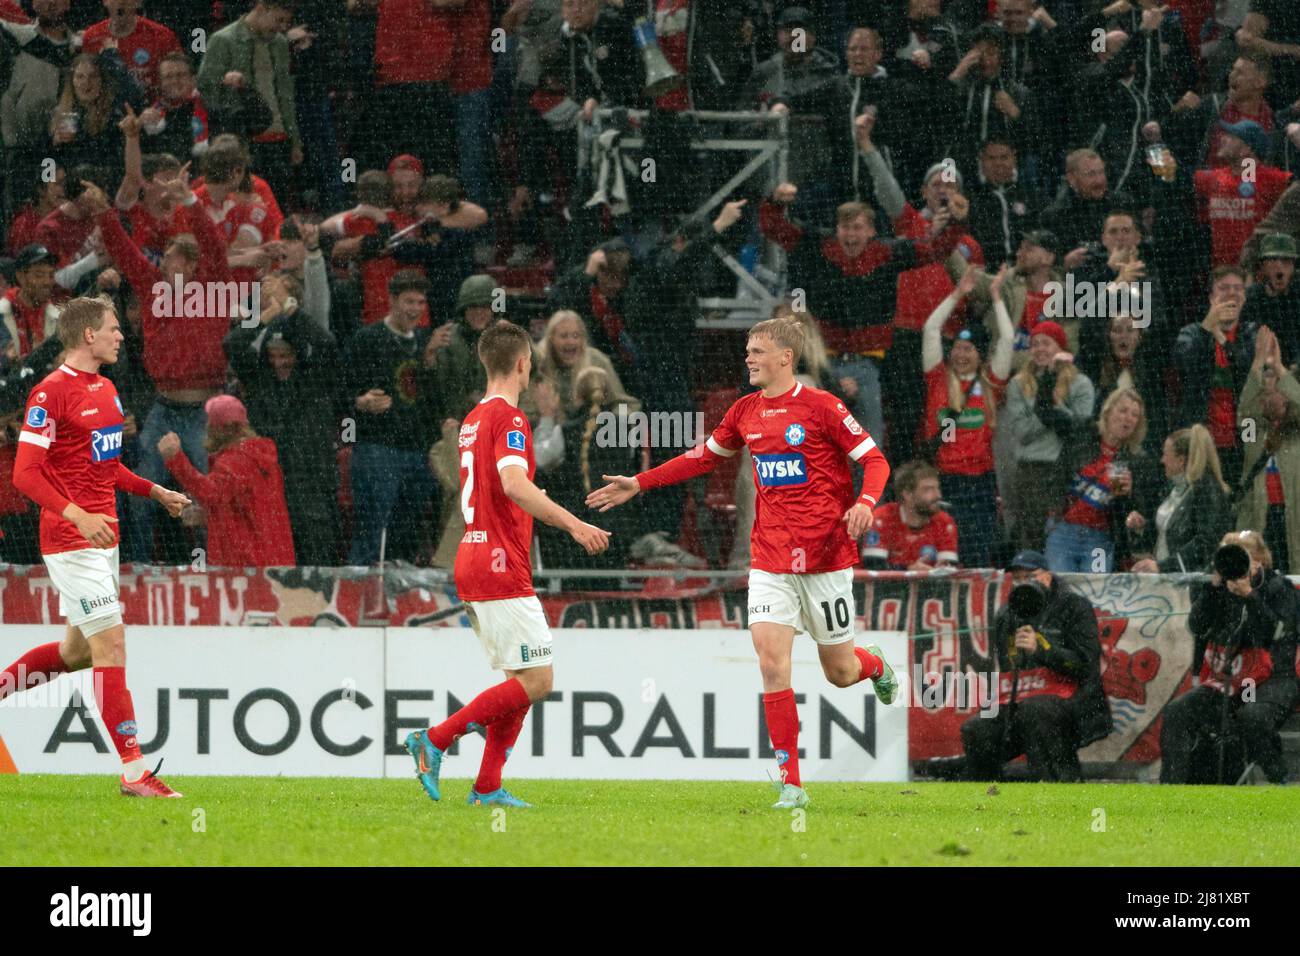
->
xmin=588 ymin=317 xmax=896 ymax=809
xmin=0 ymin=298 xmax=191 ymax=796
xmin=405 ymin=321 xmax=609 ymax=807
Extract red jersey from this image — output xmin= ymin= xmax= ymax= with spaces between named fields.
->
xmin=452 ymin=0 xmax=493 ymax=95
xmin=375 ymin=0 xmax=455 ymax=86
xmin=639 ymin=382 xmax=891 ymax=574
xmin=193 ymin=185 xmax=280 ymax=246
xmin=893 ymin=204 xmax=984 ymax=333
xmin=1207 ymin=327 xmax=1238 ymax=448
xmin=1062 ymin=444 xmax=1118 ymax=531
xmin=454 ymin=396 xmax=536 ymax=601
xmin=127 ymin=203 xmax=188 ymax=264
xmin=81 ymin=17 xmax=180 ymax=96
xmin=923 ymin=365 xmax=1005 ymax=476
xmin=34 ymin=207 xmax=96 ymax=267
xmin=14 ymin=364 xmax=153 ymax=555
xmin=344 ymin=211 xmax=430 ymax=326
xmin=1195 ymin=164 xmax=1292 ymax=265
xmin=861 ymin=501 xmax=958 ymax=568
xmin=6 ymin=203 xmax=45 ymax=255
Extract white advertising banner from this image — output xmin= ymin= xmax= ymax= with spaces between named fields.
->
xmin=0 ymin=627 xmax=909 ymax=781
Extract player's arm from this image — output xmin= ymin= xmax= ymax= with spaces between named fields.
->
xmin=587 ymin=404 xmax=744 ymax=510
xmin=500 ymin=464 xmax=609 ymax=555
xmin=824 ymin=400 xmax=889 ymax=538
xmin=115 ymin=461 xmax=190 ymax=516
xmin=12 ymin=432 xmax=118 ymax=547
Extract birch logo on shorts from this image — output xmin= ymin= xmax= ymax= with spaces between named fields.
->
xmin=753 ymin=453 xmax=807 ymax=486
xmin=27 ymin=406 xmax=47 ymax=428
xmin=91 ymin=425 xmax=124 ymax=461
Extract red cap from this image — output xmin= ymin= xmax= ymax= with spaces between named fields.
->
xmin=387 ymin=154 xmax=424 ymax=176
xmin=1031 ymin=320 xmax=1068 ymax=352
xmin=205 ymin=394 xmax=249 ymax=429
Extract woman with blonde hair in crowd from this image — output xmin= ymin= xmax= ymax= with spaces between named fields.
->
xmin=1130 ymin=425 xmax=1232 ymax=573
xmin=1044 ymin=387 xmax=1159 ymax=572
xmin=1001 ymin=319 xmax=1096 ymax=551
xmin=1161 ymin=530 xmax=1299 ymax=784
xmin=522 ymin=309 xmax=638 ymax=423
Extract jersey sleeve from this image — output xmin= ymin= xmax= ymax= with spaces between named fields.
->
xmin=493 ymin=413 xmax=531 ymax=475
xmin=13 ymin=385 xmax=71 ymax=514
xmin=819 ymin=395 xmax=889 ymax=505
xmin=636 ymin=398 xmax=742 ymax=490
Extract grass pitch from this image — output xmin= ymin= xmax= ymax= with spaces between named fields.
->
xmin=1 ymin=775 xmax=1295 ymax=866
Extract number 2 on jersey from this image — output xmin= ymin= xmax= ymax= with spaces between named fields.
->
xmin=460 ymin=451 xmax=475 ymax=524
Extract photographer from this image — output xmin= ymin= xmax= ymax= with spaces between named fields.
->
xmin=960 ymin=550 xmax=1112 ymax=782
xmin=1160 ymin=532 xmax=1300 ymax=784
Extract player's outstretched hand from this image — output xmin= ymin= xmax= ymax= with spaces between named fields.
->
xmin=71 ymin=509 xmax=117 ymax=548
xmin=585 ymin=474 xmax=641 ymax=512
xmin=842 ymin=503 xmax=874 ymax=540
xmin=570 ymin=520 xmax=610 ymax=555
xmin=151 ymin=485 xmax=192 ymax=518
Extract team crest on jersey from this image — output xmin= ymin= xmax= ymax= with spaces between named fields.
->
xmin=26 ymin=406 xmax=47 ymax=428
xmin=784 ymin=423 xmax=805 ymax=446
xmin=134 ymin=48 xmax=150 ymax=65
xmin=507 ymin=430 xmax=527 ymax=450
xmin=91 ymin=425 xmax=124 ymax=462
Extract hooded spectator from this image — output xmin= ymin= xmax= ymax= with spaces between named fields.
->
xmin=224 ymin=270 xmax=341 ymax=565
xmin=158 ymin=394 xmax=297 ymax=567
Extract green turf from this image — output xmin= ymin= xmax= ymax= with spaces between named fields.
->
xmin=1 ymin=775 xmax=1296 ymax=866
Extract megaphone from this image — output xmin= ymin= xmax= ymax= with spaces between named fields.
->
xmin=634 ymin=17 xmax=684 ymax=98
xmin=1213 ymin=543 xmax=1251 ymax=581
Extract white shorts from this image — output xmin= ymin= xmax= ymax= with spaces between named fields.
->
xmin=466 ymin=596 xmax=554 ymax=671
xmin=747 ymin=568 xmax=856 ymax=645
xmin=43 ymin=546 xmax=121 ymax=630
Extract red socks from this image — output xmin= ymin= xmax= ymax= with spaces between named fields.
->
xmin=93 ymin=666 xmax=142 ymax=764
xmin=0 ymin=642 xmax=69 ymax=701
xmin=475 ymin=705 xmax=529 ymax=794
xmin=763 ymin=689 xmax=801 ymax=787
xmin=854 ymin=646 xmax=883 ymax=682
xmin=428 ymin=678 xmax=530 ymax=752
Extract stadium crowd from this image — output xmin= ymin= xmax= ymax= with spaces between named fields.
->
xmin=0 ymin=0 xmax=1298 ymax=583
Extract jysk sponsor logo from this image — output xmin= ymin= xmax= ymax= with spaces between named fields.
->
xmin=507 ymin=430 xmax=527 ymax=450
xmin=27 ymin=406 xmax=47 ymax=428
xmin=91 ymin=425 xmax=124 ymax=462
xmin=753 ymin=453 xmax=807 ymax=486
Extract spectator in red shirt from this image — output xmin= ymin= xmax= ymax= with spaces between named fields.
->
xmin=139 ymin=51 xmax=214 ymax=161
xmin=861 ymin=460 xmax=960 ymax=571
xmin=6 ymin=164 xmax=65 ymax=255
xmin=1195 ymin=120 xmax=1292 ymax=266
xmin=920 ymin=263 xmax=1016 ymax=568
xmin=452 ymin=0 xmax=493 ymax=207
xmin=84 ymin=171 xmax=237 ymax=562
xmin=0 ymin=244 xmax=62 ymax=360
xmin=35 ymin=165 xmax=115 ymax=285
xmin=81 ymin=0 xmax=181 ymax=99
xmin=158 ymin=394 xmax=296 ymax=567
xmin=365 ymin=0 xmax=455 ymax=176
